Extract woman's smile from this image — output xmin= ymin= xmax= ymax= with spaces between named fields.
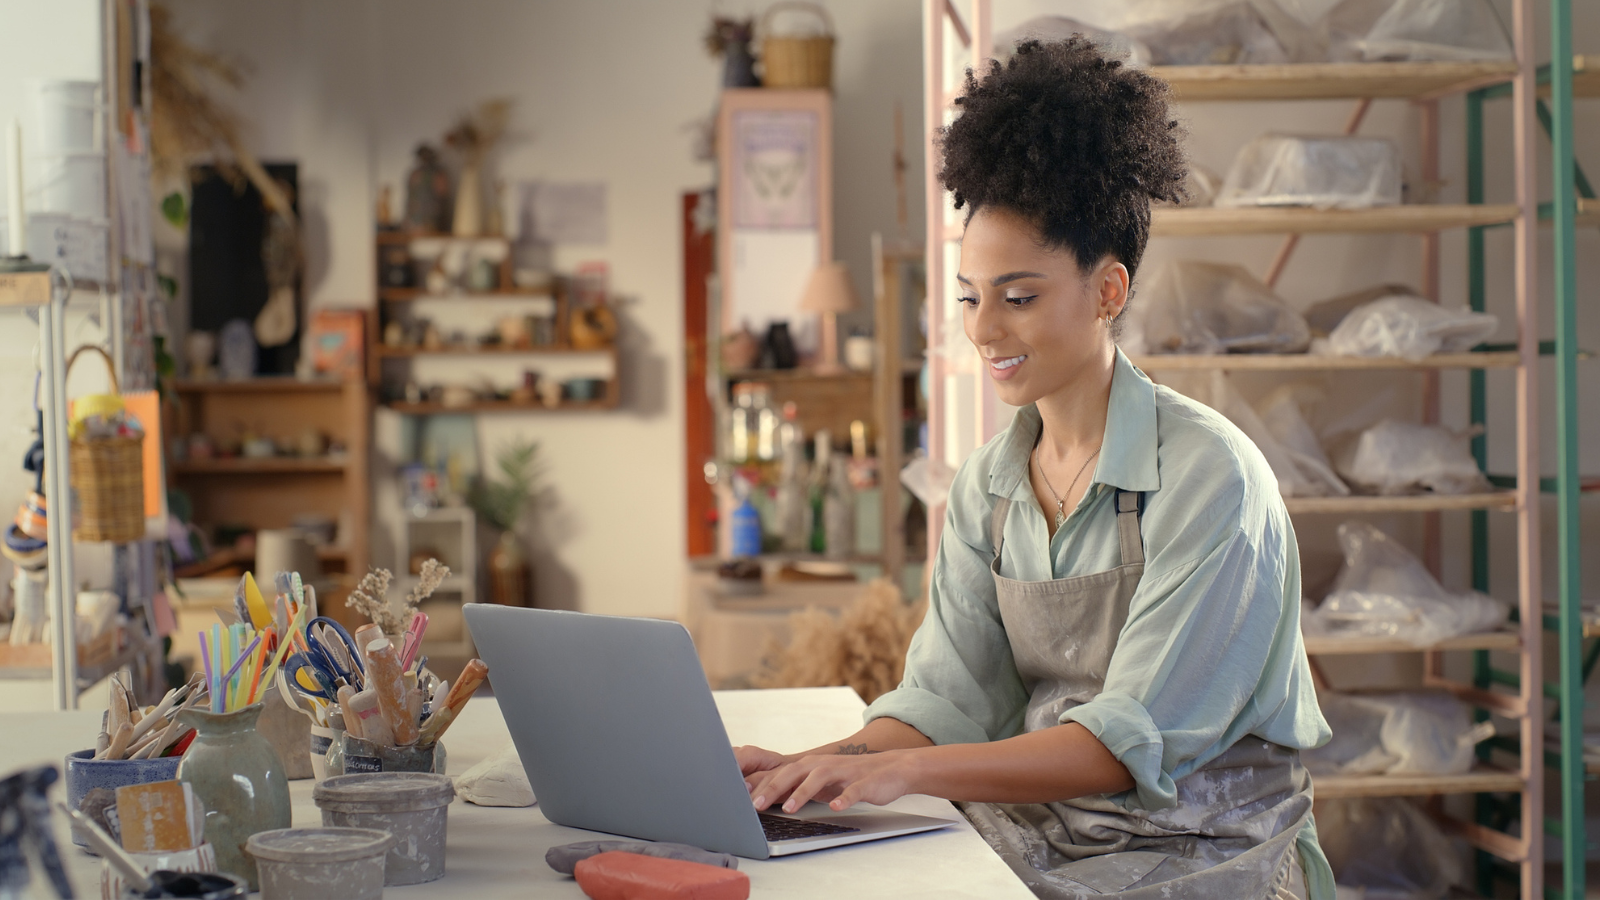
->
xmin=988 ymin=354 xmax=1028 ymax=379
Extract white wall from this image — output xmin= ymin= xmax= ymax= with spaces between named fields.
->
xmin=156 ymin=0 xmax=926 ymax=618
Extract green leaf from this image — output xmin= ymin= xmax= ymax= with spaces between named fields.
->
xmin=160 ymin=192 xmax=188 ymax=228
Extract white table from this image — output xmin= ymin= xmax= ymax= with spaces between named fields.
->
xmin=2 ymin=686 xmax=1032 ymax=899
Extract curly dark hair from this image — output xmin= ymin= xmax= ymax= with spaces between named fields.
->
xmin=939 ymin=38 xmax=1187 ymax=282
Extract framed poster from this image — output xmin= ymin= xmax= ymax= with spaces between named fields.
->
xmin=717 ymin=89 xmax=832 ymax=335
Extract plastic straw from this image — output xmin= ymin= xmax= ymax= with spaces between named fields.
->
xmin=220 ymin=633 xmax=261 ymax=713
xmin=198 ymin=630 xmax=213 ymax=712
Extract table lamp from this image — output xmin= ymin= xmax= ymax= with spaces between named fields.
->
xmin=799 ymin=261 xmax=859 ymax=374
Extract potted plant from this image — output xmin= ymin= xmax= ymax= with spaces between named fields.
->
xmin=469 ymin=439 xmax=542 ymax=607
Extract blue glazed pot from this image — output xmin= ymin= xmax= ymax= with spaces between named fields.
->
xmin=63 ymin=749 xmax=183 ymax=850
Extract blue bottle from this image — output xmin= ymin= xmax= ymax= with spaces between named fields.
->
xmin=730 ymin=495 xmax=763 ymax=557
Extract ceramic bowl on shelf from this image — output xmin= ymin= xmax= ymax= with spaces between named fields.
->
xmin=562 ymin=378 xmax=607 ymax=403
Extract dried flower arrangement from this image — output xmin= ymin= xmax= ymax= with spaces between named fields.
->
xmin=703 ymin=16 xmax=755 ymax=56
xmin=754 ymin=578 xmax=927 ymax=704
xmin=148 ymin=3 xmax=293 ymax=222
xmin=345 ymin=559 xmax=451 ymax=634
xmin=443 ymin=99 xmax=514 ymax=167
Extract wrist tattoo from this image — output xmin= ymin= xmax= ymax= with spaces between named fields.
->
xmin=836 ymin=742 xmax=878 ymax=755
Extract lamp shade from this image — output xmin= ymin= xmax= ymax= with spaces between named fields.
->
xmin=798 ymin=261 xmax=859 ymax=315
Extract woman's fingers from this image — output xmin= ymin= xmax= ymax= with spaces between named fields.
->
xmin=733 ymin=744 xmax=787 ymax=777
xmin=749 ymin=758 xmax=814 ymax=810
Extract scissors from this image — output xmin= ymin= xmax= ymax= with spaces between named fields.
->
xmin=305 ymin=616 xmax=365 ymax=689
xmin=283 ymin=652 xmax=340 ymax=702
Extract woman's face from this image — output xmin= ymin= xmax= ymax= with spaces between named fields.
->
xmin=958 ymin=206 xmax=1127 ymax=407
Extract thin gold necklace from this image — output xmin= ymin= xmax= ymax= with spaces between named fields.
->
xmin=1034 ymin=441 xmax=1099 ymax=530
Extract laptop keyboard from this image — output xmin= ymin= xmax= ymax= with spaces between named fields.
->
xmin=760 ymin=812 xmax=862 ymax=842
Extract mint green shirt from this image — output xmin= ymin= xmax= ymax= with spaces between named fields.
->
xmin=865 ymin=349 xmax=1334 ymax=897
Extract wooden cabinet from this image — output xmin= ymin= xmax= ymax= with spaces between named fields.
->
xmin=169 ymin=378 xmax=371 ymax=580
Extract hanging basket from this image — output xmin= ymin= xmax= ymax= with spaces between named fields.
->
xmin=66 ymin=345 xmax=145 ymax=543
xmin=759 ymin=2 xmax=835 ymax=90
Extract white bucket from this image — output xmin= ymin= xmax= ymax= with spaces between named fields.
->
xmin=30 ymin=152 xmax=105 ymax=219
xmin=28 ymin=80 xmax=100 ymax=154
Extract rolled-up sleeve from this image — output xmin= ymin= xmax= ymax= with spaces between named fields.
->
xmin=863 ymin=455 xmax=1028 ymax=745
xmin=1060 ymin=497 xmax=1298 ymax=812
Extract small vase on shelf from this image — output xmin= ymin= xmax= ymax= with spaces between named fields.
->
xmin=453 ymin=163 xmax=483 ymax=237
xmin=488 ymin=531 xmax=531 ymax=607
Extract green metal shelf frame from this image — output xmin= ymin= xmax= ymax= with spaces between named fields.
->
xmin=1469 ymin=7 xmax=1590 ymax=896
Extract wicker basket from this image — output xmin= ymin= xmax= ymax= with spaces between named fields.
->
xmin=760 ymin=2 xmax=835 ymax=90
xmin=66 ymin=345 xmax=145 ymax=543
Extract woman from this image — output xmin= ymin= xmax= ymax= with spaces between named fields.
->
xmin=736 ymin=39 xmax=1333 ymax=899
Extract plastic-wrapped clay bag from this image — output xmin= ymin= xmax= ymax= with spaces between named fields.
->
xmin=1304 ymin=520 xmax=1508 ymax=645
xmin=1326 ymin=294 xmax=1499 ymax=361
xmin=1304 ymin=690 xmax=1495 ymax=776
xmin=1316 ymin=797 xmax=1467 ymax=898
xmin=1217 ymin=134 xmax=1401 ymax=209
xmin=1339 ymin=419 xmax=1490 ymax=495
xmin=1354 ymin=0 xmax=1512 ymax=61
xmin=993 ymin=16 xmax=1152 ymax=67
xmin=1124 ymin=0 xmax=1288 ymax=65
xmin=1159 ymin=374 xmax=1346 ymax=497
xmin=1133 ymin=260 xmax=1311 ymax=354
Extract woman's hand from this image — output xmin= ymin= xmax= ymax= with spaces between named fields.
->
xmin=747 ymin=749 xmax=921 ymax=814
xmin=733 ymin=744 xmax=793 ymax=779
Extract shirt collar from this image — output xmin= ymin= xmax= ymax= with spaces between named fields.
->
xmin=988 ymin=348 xmax=1161 ymax=499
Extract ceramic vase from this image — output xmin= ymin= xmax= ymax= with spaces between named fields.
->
xmin=176 ymin=703 xmax=292 ymax=890
xmin=453 ymin=163 xmax=482 ymax=237
xmin=487 ymin=531 xmax=530 ymax=607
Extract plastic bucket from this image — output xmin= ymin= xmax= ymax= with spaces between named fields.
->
xmin=29 ymin=79 xmax=99 ymax=153
xmin=31 ymin=152 xmax=105 ymax=219
xmin=246 ymin=827 xmax=395 ymax=900
xmin=313 ymin=772 xmax=454 ymax=885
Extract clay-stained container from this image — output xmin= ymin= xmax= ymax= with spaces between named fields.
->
xmin=313 ymin=773 xmax=454 ymax=885
xmin=246 ymin=827 xmax=395 ymax=900
xmin=175 ymin=703 xmax=292 ymax=889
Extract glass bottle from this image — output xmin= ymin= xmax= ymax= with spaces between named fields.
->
xmin=752 ymin=384 xmax=779 ymax=462
xmin=809 ymin=430 xmax=832 ymax=553
xmin=824 ymin=455 xmax=856 ymax=559
xmin=729 ymin=383 xmax=755 ymax=464
xmin=775 ymin=436 xmax=812 ymax=552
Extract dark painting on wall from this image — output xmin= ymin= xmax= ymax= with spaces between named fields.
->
xmin=188 ymin=162 xmax=300 ymax=375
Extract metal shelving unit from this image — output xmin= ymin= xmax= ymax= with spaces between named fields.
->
xmin=923 ymin=1 xmax=1552 ymax=894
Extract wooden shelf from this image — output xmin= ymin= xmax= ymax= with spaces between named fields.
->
xmin=1150 ymin=204 xmax=1518 ymax=236
xmin=1571 ymin=55 xmax=1599 ymax=98
xmin=385 ymin=396 xmax=618 ymax=415
xmin=1283 ymin=492 xmax=1517 ymax=515
xmin=375 ymin=230 xmax=511 ymax=245
xmin=1152 ymin=61 xmax=1518 ymax=101
xmin=1304 ymin=630 xmax=1520 ymax=656
xmin=172 ymin=456 xmax=348 ymax=475
xmin=174 ymin=378 xmax=351 ymax=394
xmin=375 ymin=343 xmax=612 ymax=358
xmin=379 ymin=287 xmax=552 ymax=302
xmin=1314 ymin=767 xmax=1524 ymax=799
xmin=1132 ymin=351 xmax=1520 ymax=372
xmin=722 ymin=367 xmax=872 ymax=382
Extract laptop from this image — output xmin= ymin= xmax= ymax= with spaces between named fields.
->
xmin=463 ymin=604 xmax=953 ymax=859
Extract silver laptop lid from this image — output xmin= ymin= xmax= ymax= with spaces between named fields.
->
xmin=463 ymin=604 xmax=771 ymax=859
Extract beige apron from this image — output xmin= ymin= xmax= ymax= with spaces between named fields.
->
xmin=960 ymin=490 xmax=1315 ymax=898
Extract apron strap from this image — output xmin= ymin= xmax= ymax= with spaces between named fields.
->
xmin=990 ymin=497 xmax=1012 ymax=562
xmin=1116 ymin=490 xmax=1146 ymax=567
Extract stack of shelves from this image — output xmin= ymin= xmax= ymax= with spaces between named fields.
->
xmin=371 ymin=232 xmax=620 ymax=415
xmin=924 ymin=1 xmax=1552 ymax=894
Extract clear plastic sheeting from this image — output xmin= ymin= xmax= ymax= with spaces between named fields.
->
xmin=1338 ymin=419 xmax=1491 ymax=495
xmin=1352 ymin=0 xmax=1513 ymax=61
xmin=1129 ymin=260 xmax=1311 ymax=354
xmin=1304 ymin=520 xmax=1508 ymax=645
xmin=1325 ymin=294 xmax=1499 ymax=361
xmin=993 ymin=16 xmax=1153 ymax=67
xmin=1125 ymin=1 xmax=1288 ymax=65
xmin=1305 ymin=690 xmax=1495 ymax=776
xmin=1217 ymin=134 xmax=1401 ymax=209
xmin=900 ymin=452 xmax=956 ymax=509
xmin=1317 ymin=797 xmax=1468 ymax=899
xmin=1168 ymin=373 xmax=1348 ymax=497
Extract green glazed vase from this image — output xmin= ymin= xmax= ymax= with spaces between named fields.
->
xmin=176 ymin=702 xmax=292 ymax=889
